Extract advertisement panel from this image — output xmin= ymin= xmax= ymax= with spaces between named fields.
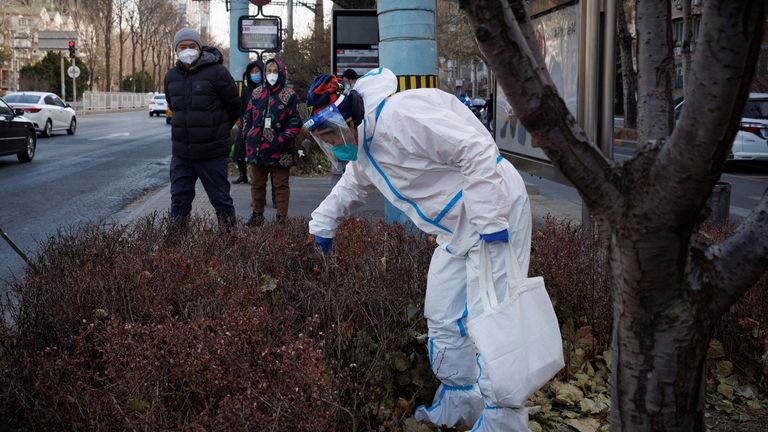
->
xmin=332 ymin=10 xmax=379 ymax=77
xmin=495 ymin=4 xmax=580 ymax=162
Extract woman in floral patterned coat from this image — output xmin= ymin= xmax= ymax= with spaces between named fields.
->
xmin=241 ymin=58 xmax=302 ymax=225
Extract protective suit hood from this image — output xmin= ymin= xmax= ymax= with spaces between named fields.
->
xmin=352 ymin=67 xmax=398 ymax=135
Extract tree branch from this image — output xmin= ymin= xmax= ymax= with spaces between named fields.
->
xmin=635 ymin=0 xmax=674 ymax=145
xmin=698 ymin=188 xmax=768 ymax=316
xmin=460 ymin=0 xmax=621 ymax=213
xmin=651 ymin=0 xmax=765 ymax=227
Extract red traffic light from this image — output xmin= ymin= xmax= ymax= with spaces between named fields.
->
xmin=68 ymin=40 xmax=75 ymax=48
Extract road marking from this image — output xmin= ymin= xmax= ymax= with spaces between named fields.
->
xmin=89 ymin=132 xmax=130 ymax=141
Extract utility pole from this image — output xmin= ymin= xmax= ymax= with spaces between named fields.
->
xmin=377 ymin=0 xmax=438 ymax=226
xmin=287 ymin=0 xmax=293 ymax=41
xmin=229 ymin=0 xmax=250 ymax=82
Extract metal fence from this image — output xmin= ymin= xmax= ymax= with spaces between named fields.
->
xmin=82 ymin=91 xmax=154 ymax=111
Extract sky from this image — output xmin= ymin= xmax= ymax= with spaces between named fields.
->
xmin=209 ymin=0 xmax=335 ymax=46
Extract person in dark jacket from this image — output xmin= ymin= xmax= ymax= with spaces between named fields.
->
xmin=164 ymin=28 xmax=240 ymax=230
xmin=241 ymin=58 xmax=302 ymax=226
xmin=232 ymin=60 xmax=264 ymax=184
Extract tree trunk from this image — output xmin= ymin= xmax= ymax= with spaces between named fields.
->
xmin=609 ymin=228 xmax=711 ymax=430
xmin=104 ymin=23 xmax=112 ymax=91
xmin=140 ymin=42 xmax=147 ymax=94
xmin=617 ymin=0 xmax=638 ymax=129
xmin=131 ymin=34 xmax=137 ymax=92
xmin=681 ymin=0 xmax=693 ymax=95
xmin=459 ymin=1 xmax=767 ymax=431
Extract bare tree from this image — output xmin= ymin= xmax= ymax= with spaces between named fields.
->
xmin=126 ymin=0 xmax=139 ymax=91
xmin=617 ymin=0 xmax=637 ymax=129
xmin=460 ymin=1 xmax=767 ymax=430
xmin=115 ymin=0 xmax=131 ymax=91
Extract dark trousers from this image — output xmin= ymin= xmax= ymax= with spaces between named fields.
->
xmin=249 ymin=164 xmax=290 ymax=216
xmin=170 ymin=155 xmax=235 ymax=219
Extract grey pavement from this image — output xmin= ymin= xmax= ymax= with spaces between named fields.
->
xmin=113 ymin=172 xmax=582 ymax=228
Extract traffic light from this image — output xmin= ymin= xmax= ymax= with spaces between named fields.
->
xmin=68 ymin=40 xmax=76 ymax=59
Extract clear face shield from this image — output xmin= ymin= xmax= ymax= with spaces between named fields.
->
xmin=304 ymin=102 xmax=358 ymax=171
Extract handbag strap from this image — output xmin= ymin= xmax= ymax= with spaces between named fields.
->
xmin=479 ymin=240 xmax=528 ymax=310
xmin=503 ymin=240 xmax=525 ymax=283
xmin=478 ymin=241 xmax=500 ymax=310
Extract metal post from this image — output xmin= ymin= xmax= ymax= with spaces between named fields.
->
xmin=71 ymin=57 xmax=77 ymax=103
xmin=378 ymin=0 xmax=438 ymax=226
xmin=287 ymin=0 xmax=294 ymax=41
xmin=601 ymin=0 xmax=616 ymax=160
xmin=229 ymin=0 xmax=250 ymax=81
xmin=60 ymin=54 xmax=66 ymax=101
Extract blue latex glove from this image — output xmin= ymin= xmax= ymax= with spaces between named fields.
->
xmin=480 ymin=229 xmax=509 ymax=243
xmin=315 ymin=236 xmax=333 ymax=254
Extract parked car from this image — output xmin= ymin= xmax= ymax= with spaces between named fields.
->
xmin=149 ymin=94 xmax=167 ymax=117
xmin=165 ymin=106 xmax=173 ymax=125
xmin=3 ymin=91 xmax=76 ymax=138
xmin=468 ymin=98 xmax=486 ymax=120
xmin=675 ymin=93 xmax=768 ymax=162
xmin=0 ymin=96 xmax=37 ymax=163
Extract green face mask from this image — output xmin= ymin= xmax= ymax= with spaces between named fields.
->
xmin=331 ymin=143 xmax=358 ymax=161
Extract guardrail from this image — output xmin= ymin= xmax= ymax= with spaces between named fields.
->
xmin=82 ymin=91 xmax=155 ymax=111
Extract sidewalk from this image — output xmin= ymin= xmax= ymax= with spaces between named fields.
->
xmin=114 ymin=174 xmax=582 ymax=228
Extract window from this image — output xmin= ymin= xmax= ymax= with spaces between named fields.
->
xmin=742 ymin=99 xmax=768 ymax=120
xmin=154 ymin=95 xmax=165 ymax=100
xmin=0 ymin=100 xmax=13 ymax=116
xmin=44 ymin=96 xmax=57 ymax=106
xmin=52 ymin=96 xmax=66 ymax=107
xmin=4 ymin=94 xmax=40 ymax=104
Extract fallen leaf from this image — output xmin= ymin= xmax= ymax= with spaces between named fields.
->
xmin=128 ymin=398 xmax=146 ymax=412
xmin=708 ymin=339 xmax=725 ymax=359
xmin=717 ymin=383 xmax=734 ymax=400
xmin=259 ymin=275 xmax=278 ymax=292
xmin=391 ymin=351 xmax=411 ymax=371
xmin=528 ymin=420 xmax=544 ymax=432
xmin=715 ymin=360 xmax=733 ymax=378
xmin=564 ymin=418 xmax=600 ymax=432
xmin=553 ymin=381 xmax=584 ymax=406
xmin=735 ymin=385 xmax=757 ymax=399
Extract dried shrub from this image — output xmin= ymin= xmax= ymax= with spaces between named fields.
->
xmin=0 ymin=215 xmax=435 ymax=431
xmin=529 ymin=217 xmax=613 ymax=377
xmin=2 ymin=215 xmax=765 ymax=430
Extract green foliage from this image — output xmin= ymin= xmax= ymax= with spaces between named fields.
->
xmin=18 ymin=51 xmax=90 ymax=99
xmin=121 ymin=70 xmax=154 ymax=92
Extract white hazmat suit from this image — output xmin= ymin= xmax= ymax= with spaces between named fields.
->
xmin=309 ymin=68 xmax=532 ymax=431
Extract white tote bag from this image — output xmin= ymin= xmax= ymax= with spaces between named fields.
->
xmin=466 ymin=241 xmax=565 ymax=407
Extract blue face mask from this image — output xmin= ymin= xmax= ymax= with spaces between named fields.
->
xmin=250 ymin=73 xmax=262 ymax=84
xmin=331 ymin=143 xmax=358 ymax=161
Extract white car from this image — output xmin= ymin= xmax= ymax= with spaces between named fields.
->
xmin=4 ymin=91 xmax=77 ymax=137
xmin=676 ymin=93 xmax=768 ymax=161
xmin=148 ymin=94 xmax=167 ymax=117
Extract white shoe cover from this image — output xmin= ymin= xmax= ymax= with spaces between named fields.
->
xmin=470 ymin=406 xmax=530 ymax=432
xmin=414 ymin=384 xmax=484 ymax=428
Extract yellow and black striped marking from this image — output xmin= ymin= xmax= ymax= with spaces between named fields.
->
xmin=397 ymin=75 xmax=438 ymax=92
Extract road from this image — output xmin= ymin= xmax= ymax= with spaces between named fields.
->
xmin=613 ymin=145 xmax=768 ymax=218
xmin=0 ymin=110 xmax=171 ymax=290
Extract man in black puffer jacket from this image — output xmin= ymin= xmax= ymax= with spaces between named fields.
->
xmin=164 ymin=28 xmax=240 ymax=230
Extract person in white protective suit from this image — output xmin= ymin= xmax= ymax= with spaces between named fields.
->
xmin=306 ymin=68 xmax=532 ymax=431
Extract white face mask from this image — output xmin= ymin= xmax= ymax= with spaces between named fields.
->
xmin=266 ymin=73 xmax=279 ymax=86
xmin=178 ymin=48 xmax=199 ymax=65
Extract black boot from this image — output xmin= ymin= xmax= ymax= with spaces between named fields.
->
xmin=232 ymin=160 xmax=249 ymax=184
xmin=245 ymin=212 xmax=264 ymax=227
xmin=218 ymin=213 xmax=236 ymax=234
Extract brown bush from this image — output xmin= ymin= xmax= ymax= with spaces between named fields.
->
xmin=1 ymin=215 xmax=765 ymax=430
